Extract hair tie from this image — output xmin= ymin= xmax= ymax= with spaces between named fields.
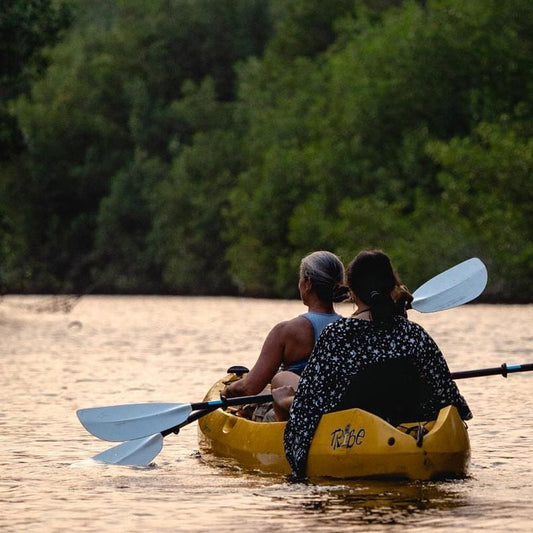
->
xmin=332 ymin=285 xmax=350 ymax=303
xmin=370 ymin=290 xmax=380 ymax=301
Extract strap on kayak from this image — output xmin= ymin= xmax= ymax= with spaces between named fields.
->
xmin=416 ymin=423 xmax=424 ymax=447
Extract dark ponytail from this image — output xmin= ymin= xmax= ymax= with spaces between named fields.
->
xmin=347 ymin=250 xmax=411 ymax=329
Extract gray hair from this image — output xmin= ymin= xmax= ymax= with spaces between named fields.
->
xmin=300 ymin=251 xmax=348 ymax=303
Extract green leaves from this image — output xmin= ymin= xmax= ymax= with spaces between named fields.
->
xmin=427 ymin=114 xmax=533 ymax=299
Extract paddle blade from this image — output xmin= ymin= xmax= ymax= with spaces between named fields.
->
xmin=412 ymin=257 xmax=487 ymax=312
xmin=77 ymin=402 xmax=193 ymax=441
xmin=91 ymin=434 xmax=163 ymax=466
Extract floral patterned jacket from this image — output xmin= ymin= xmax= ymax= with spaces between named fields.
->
xmin=283 ymin=316 xmax=472 ymax=478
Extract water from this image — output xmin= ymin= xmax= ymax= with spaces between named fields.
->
xmin=0 ymin=296 xmax=531 ymax=532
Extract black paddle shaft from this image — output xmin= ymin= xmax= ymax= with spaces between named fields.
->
xmin=451 ymin=362 xmax=533 ymax=380
xmin=161 ymin=393 xmax=274 ymax=437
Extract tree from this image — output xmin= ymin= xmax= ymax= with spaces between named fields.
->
xmin=0 ymin=0 xmax=72 ymax=157
xmin=427 ymin=113 xmax=533 ymax=300
xmin=150 ymin=80 xmax=241 ymax=294
xmin=0 ymin=0 xmax=73 ymax=291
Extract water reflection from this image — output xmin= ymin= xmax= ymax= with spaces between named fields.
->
xmin=295 ymin=479 xmax=468 ymax=526
xmin=195 ymin=449 xmax=471 ymax=528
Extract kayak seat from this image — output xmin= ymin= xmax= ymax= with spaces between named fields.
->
xmin=336 ymin=358 xmax=431 ymax=427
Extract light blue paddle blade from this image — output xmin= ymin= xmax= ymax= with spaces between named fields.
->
xmin=77 ymin=402 xmax=193 ymax=442
xmin=92 ymin=434 xmax=163 ymax=465
xmin=411 ymin=258 xmax=488 ymax=313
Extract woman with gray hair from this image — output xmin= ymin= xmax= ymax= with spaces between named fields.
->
xmin=222 ymin=251 xmax=348 ymax=420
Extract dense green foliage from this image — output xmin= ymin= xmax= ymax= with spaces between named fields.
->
xmin=1 ymin=0 xmax=532 ymax=300
xmin=1 ymin=0 xmax=72 ymax=155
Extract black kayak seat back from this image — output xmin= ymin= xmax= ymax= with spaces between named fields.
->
xmin=337 ymin=357 xmax=430 ymax=425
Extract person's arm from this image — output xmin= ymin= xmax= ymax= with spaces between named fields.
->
xmin=223 ymin=322 xmax=287 ymax=398
xmin=415 ymin=330 xmax=473 ymax=420
xmin=223 ymin=315 xmax=314 ymax=398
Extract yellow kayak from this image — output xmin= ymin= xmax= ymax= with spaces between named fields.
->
xmin=198 ymin=374 xmax=471 ymax=480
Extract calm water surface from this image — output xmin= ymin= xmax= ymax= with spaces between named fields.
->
xmin=0 ymin=296 xmax=532 ymax=532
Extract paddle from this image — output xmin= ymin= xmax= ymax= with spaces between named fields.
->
xmin=410 ymin=257 xmax=487 ymax=312
xmin=77 ymin=393 xmax=273 ymax=442
xmin=91 ymin=433 xmax=163 ymax=465
xmin=89 ymin=404 xmax=227 ymax=465
xmin=90 ymin=402 xmax=233 ymax=465
xmin=88 ymin=361 xmax=533 ymax=466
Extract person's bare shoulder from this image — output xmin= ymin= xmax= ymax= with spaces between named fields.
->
xmin=269 ymin=315 xmax=314 ymax=358
xmin=271 ymin=315 xmax=313 ymax=339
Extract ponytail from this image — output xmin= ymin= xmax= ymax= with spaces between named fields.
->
xmin=347 ymin=250 xmax=411 ymax=329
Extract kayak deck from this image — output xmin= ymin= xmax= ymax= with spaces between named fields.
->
xmin=198 ymin=375 xmax=470 ymax=480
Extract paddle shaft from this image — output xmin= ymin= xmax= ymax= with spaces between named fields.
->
xmin=161 ymin=393 xmax=274 ymax=437
xmin=189 ymin=393 xmax=273 ymax=413
xmin=451 ymin=362 xmax=533 ymax=380
xmin=164 ymin=362 xmax=533 ymax=437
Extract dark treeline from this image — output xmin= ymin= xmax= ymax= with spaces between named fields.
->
xmin=1 ymin=0 xmax=532 ymax=301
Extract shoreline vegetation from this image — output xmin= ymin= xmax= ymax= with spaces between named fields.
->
xmin=1 ymin=1 xmax=532 ymax=302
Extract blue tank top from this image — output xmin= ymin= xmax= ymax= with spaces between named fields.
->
xmin=301 ymin=311 xmax=343 ymax=343
xmin=281 ymin=311 xmax=342 ymax=375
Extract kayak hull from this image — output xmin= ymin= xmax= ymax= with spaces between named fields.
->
xmin=198 ymin=376 xmax=470 ymax=480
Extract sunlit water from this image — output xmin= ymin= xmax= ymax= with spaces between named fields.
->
xmin=0 ymin=296 xmax=531 ymax=532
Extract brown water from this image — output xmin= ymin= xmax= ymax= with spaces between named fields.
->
xmin=0 ymin=296 xmax=532 ymax=532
